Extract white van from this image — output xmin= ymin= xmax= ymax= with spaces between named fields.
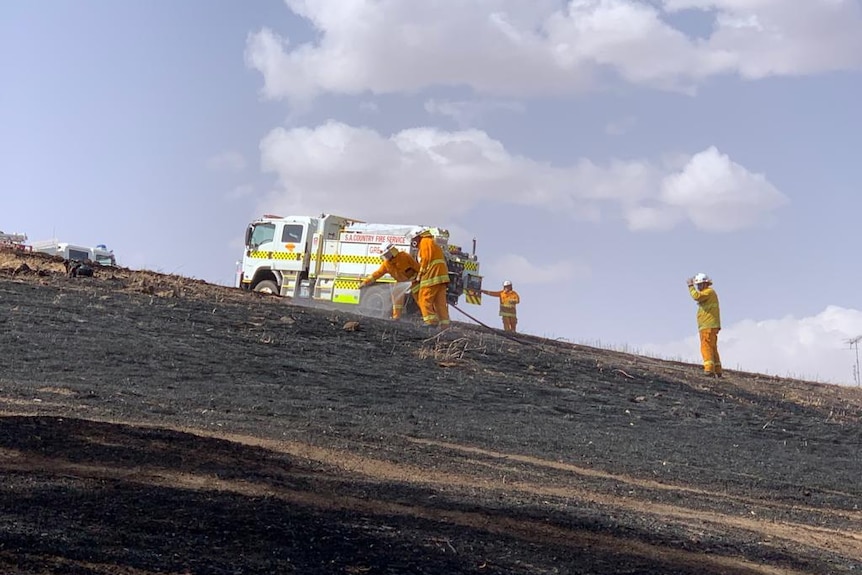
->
xmin=31 ymin=240 xmax=117 ymax=266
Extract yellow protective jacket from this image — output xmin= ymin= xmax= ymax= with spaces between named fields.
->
xmin=364 ymin=251 xmax=419 ymax=284
xmin=483 ymin=289 xmax=520 ymax=318
xmin=689 ymin=285 xmax=721 ymax=330
xmin=416 ymin=236 xmax=450 ymax=289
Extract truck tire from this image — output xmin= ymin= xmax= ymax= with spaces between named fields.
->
xmin=254 ymin=280 xmax=279 ymax=295
xmin=358 ymin=284 xmax=391 ymax=319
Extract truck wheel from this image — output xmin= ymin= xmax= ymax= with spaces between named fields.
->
xmin=254 ymin=280 xmax=279 ymax=295
xmin=358 ymin=284 xmax=391 ymax=319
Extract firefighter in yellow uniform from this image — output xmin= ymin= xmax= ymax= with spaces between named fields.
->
xmin=481 ymin=280 xmax=520 ymax=332
xmin=412 ymin=230 xmax=450 ymax=328
xmin=359 ymin=242 xmax=420 ymax=320
xmin=687 ymin=272 xmax=722 ymax=377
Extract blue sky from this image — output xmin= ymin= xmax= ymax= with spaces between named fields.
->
xmin=3 ymin=0 xmax=862 ymax=384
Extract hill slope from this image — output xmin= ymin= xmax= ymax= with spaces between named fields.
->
xmin=2 ymin=248 xmax=861 ymax=574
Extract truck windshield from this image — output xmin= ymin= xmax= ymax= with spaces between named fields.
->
xmin=248 ymin=223 xmax=276 ymax=248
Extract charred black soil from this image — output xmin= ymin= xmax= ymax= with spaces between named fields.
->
xmin=1 ymin=249 xmax=861 ymax=574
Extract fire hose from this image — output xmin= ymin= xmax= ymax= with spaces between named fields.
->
xmin=449 ymin=303 xmax=543 ymax=349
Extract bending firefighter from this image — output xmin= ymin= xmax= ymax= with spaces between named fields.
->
xmin=412 ymin=230 xmax=450 ymax=328
xmin=687 ymin=272 xmax=722 ymax=377
xmin=359 ymin=242 xmax=420 ymax=320
xmin=481 ymin=280 xmax=520 ymax=332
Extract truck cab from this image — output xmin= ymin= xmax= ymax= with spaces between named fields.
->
xmin=239 ymin=214 xmax=322 ymax=295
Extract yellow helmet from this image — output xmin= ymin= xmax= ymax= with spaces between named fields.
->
xmin=411 ymin=228 xmax=433 ymax=248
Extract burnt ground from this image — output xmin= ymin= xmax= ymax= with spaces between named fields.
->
xmin=1 ymin=248 xmax=861 ymax=575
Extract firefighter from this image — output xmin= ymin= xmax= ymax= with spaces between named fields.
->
xmin=481 ymin=280 xmax=520 ymax=332
xmin=687 ymin=272 xmax=722 ymax=377
xmin=359 ymin=242 xmax=420 ymax=320
xmin=412 ymin=229 xmax=450 ymax=328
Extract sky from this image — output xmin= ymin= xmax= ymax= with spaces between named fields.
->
xmin=2 ymin=0 xmax=862 ymax=385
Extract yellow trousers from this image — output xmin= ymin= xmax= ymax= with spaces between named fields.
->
xmin=699 ymin=328 xmax=722 ymax=375
xmin=418 ymin=283 xmax=450 ymax=326
xmin=502 ymin=316 xmax=517 ymax=332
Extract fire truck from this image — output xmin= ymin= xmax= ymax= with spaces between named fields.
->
xmin=237 ymin=214 xmax=483 ymax=318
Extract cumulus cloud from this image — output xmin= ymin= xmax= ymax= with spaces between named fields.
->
xmin=245 ymin=0 xmax=862 ymax=103
xmin=660 ymin=146 xmax=788 ymax=232
xmin=257 ymin=120 xmax=787 ymax=232
xmin=642 ymin=306 xmax=862 ymax=386
xmin=662 ymin=0 xmax=862 ymax=78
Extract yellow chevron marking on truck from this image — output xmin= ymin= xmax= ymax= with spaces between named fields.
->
xmin=333 ymin=278 xmax=363 ymax=289
xmin=464 ymin=290 xmax=481 ymax=305
xmin=248 ymin=251 xmax=302 ymax=261
xmin=310 ymin=254 xmax=381 ymax=264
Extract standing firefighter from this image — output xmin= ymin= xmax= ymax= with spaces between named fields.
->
xmin=687 ymin=272 xmax=722 ymax=377
xmin=481 ymin=280 xmax=520 ymax=332
xmin=412 ymin=230 xmax=450 ymax=328
xmin=359 ymin=242 xmax=420 ymax=320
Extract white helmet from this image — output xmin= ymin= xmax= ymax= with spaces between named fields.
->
xmin=693 ymin=272 xmax=711 ymax=284
xmin=502 ymin=280 xmax=512 ymax=287
xmin=379 ymin=242 xmax=395 ymax=258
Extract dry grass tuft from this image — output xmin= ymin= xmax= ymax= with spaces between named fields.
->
xmin=416 ymin=336 xmax=484 ymax=367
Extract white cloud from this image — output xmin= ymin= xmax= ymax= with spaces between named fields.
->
xmin=206 ymin=151 xmax=248 ymax=173
xmin=643 ymin=306 xmax=862 ymax=385
xmin=486 ymin=253 xmax=590 ymax=286
xmin=245 ymin=0 xmax=862 ymax=103
xmin=425 ymin=98 xmax=525 ymax=127
xmin=660 ymin=146 xmax=788 ymax=232
xmin=624 ymin=205 xmax=682 ymax=232
xmin=663 ymin=0 xmax=862 ymax=79
xmin=258 ymin=120 xmax=787 ymax=232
